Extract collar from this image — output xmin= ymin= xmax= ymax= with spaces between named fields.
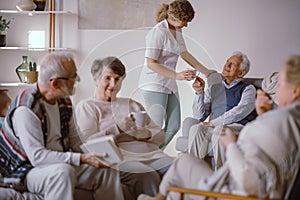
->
xmin=162 ymin=19 xmax=168 ymax=28
xmin=161 ymin=19 xmax=181 ymax=31
xmin=222 ymin=78 xmax=243 ymax=89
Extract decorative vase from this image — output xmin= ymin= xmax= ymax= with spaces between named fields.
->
xmin=0 ymin=31 xmax=7 ymax=47
xmin=16 ymin=0 xmax=37 ymax=11
xmin=16 ymin=56 xmax=30 ymax=83
xmin=33 ymin=0 xmax=46 ymax=11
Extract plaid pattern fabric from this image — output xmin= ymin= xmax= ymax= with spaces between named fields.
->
xmin=0 ymin=84 xmax=72 ymax=191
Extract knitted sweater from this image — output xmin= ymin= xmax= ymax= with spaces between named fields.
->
xmin=0 ymin=84 xmax=72 ymax=190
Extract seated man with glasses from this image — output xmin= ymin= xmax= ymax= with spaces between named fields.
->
xmin=0 ymin=52 xmax=128 ymax=200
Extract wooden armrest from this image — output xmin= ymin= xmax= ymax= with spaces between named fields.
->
xmin=167 ymin=186 xmax=273 ymax=200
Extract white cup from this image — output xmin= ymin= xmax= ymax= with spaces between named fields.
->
xmin=186 ymin=68 xmax=197 ymax=81
xmin=130 ymin=111 xmax=147 ymax=127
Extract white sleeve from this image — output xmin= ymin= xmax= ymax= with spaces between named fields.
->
xmin=145 ymin=27 xmax=165 ymax=60
xmin=68 ymin=114 xmax=85 ymax=153
xmin=76 ymin=101 xmax=102 ymax=139
xmin=13 ymin=106 xmax=80 ymax=166
xmin=226 ymin=142 xmax=260 ymax=195
xmin=226 ymin=123 xmax=271 ymax=196
xmin=193 ymin=93 xmax=205 ymax=119
xmin=192 ymin=92 xmax=211 ymax=121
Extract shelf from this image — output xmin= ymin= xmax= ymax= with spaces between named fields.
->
xmin=0 ymin=10 xmax=72 ymax=15
xmin=0 ymin=47 xmax=72 ymax=51
xmin=0 ymin=82 xmax=32 ymax=87
xmin=0 ymin=0 xmax=71 ymax=88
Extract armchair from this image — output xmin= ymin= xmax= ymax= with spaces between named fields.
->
xmin=175 ymin=77 xmax=263 ymax=155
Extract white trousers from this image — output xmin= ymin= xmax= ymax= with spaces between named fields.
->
xmin=187 ymin=120 xmax=243 ymax=170
xmin=159 ymin=154 xmax=213 ymax=200
xmin=26 ymin=163 xmax=124 ymax=200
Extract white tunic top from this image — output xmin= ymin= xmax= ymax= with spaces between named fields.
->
xmin=139 ymin=19 xmax=187 ymax=93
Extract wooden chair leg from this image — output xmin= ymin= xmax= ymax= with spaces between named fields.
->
xmin=167 ymin=186 xmax=271 ymax=200
xmin=180 ymin=192 xmax=184 ymax=200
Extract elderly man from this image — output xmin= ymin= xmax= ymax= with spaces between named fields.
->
xmin=182 ymin=51 xmax=257 ymax=169
xmin=138 ymin=54 xmax=300 ymax=200
xmin=0 ymin=52 xmax=126 ymax=199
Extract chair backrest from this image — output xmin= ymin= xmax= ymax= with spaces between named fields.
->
xmin=242 ymin=78 xmax=263 ymax=90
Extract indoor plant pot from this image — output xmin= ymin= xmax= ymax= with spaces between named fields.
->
xmin=0 ymin=16 xmax=13 ymax=47
xmin=0 ymin=31 xmax=7 ymax=47
xmin=33 ymin=0 xmax=46 ymax=11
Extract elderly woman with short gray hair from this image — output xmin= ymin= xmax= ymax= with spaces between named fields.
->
xmin=76 ymin=56 xmax=174 ymax=199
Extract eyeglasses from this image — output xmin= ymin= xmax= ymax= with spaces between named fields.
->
xmin=50 ymin=73 xmax=80 ymax=82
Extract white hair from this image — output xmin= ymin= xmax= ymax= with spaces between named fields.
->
xmin=38 ymin=52 xmax=74 ymax=83
xmin=232 ymin=51 xmax=250 ymax=73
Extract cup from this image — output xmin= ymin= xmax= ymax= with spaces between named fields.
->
xmin=186 ymin=68 xmax=197 ymax=81
xmin=130 ymin=111 xmax=147 ymax=127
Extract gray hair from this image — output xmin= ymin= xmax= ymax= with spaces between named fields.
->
xmin=232 ymin=51 xmax=251 ymax=73
xmin=38 ymin=52 xmax=74 ymax=83
xmin=285 ymin=55 xmax=300 ymax=85
xmin=91 ymin=57 xmax=126 ymax=80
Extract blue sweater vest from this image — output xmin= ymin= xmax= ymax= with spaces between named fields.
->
xmin=210 ymin=81 xmax=257 ymax=125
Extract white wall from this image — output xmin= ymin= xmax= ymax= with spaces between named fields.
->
xmin=1 ymin=0 xmax=300 ymax=156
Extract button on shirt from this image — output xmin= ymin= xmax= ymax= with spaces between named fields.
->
xmin=139 ymin=19 xmax=187 ymax=94
xmin=193 ymin=74 xmax=257 ymax=126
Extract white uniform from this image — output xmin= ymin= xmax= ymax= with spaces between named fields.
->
xmin=139 ymin=19 xmax=187 ymax=93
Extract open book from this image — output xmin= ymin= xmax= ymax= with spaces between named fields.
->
xmin=80 ymin=135 xmax=123 ymax=164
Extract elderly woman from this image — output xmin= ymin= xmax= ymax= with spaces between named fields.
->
xmin=138 ymin=55 xmax=300 ymax=200
xmin=76 ymin=57 xmax=174 ymax=199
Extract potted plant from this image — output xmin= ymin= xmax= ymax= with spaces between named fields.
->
xmin=26 ymin=61 xmax=38 ymax=83
xmin=0 ymin=16 xmax=13 ymax=47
